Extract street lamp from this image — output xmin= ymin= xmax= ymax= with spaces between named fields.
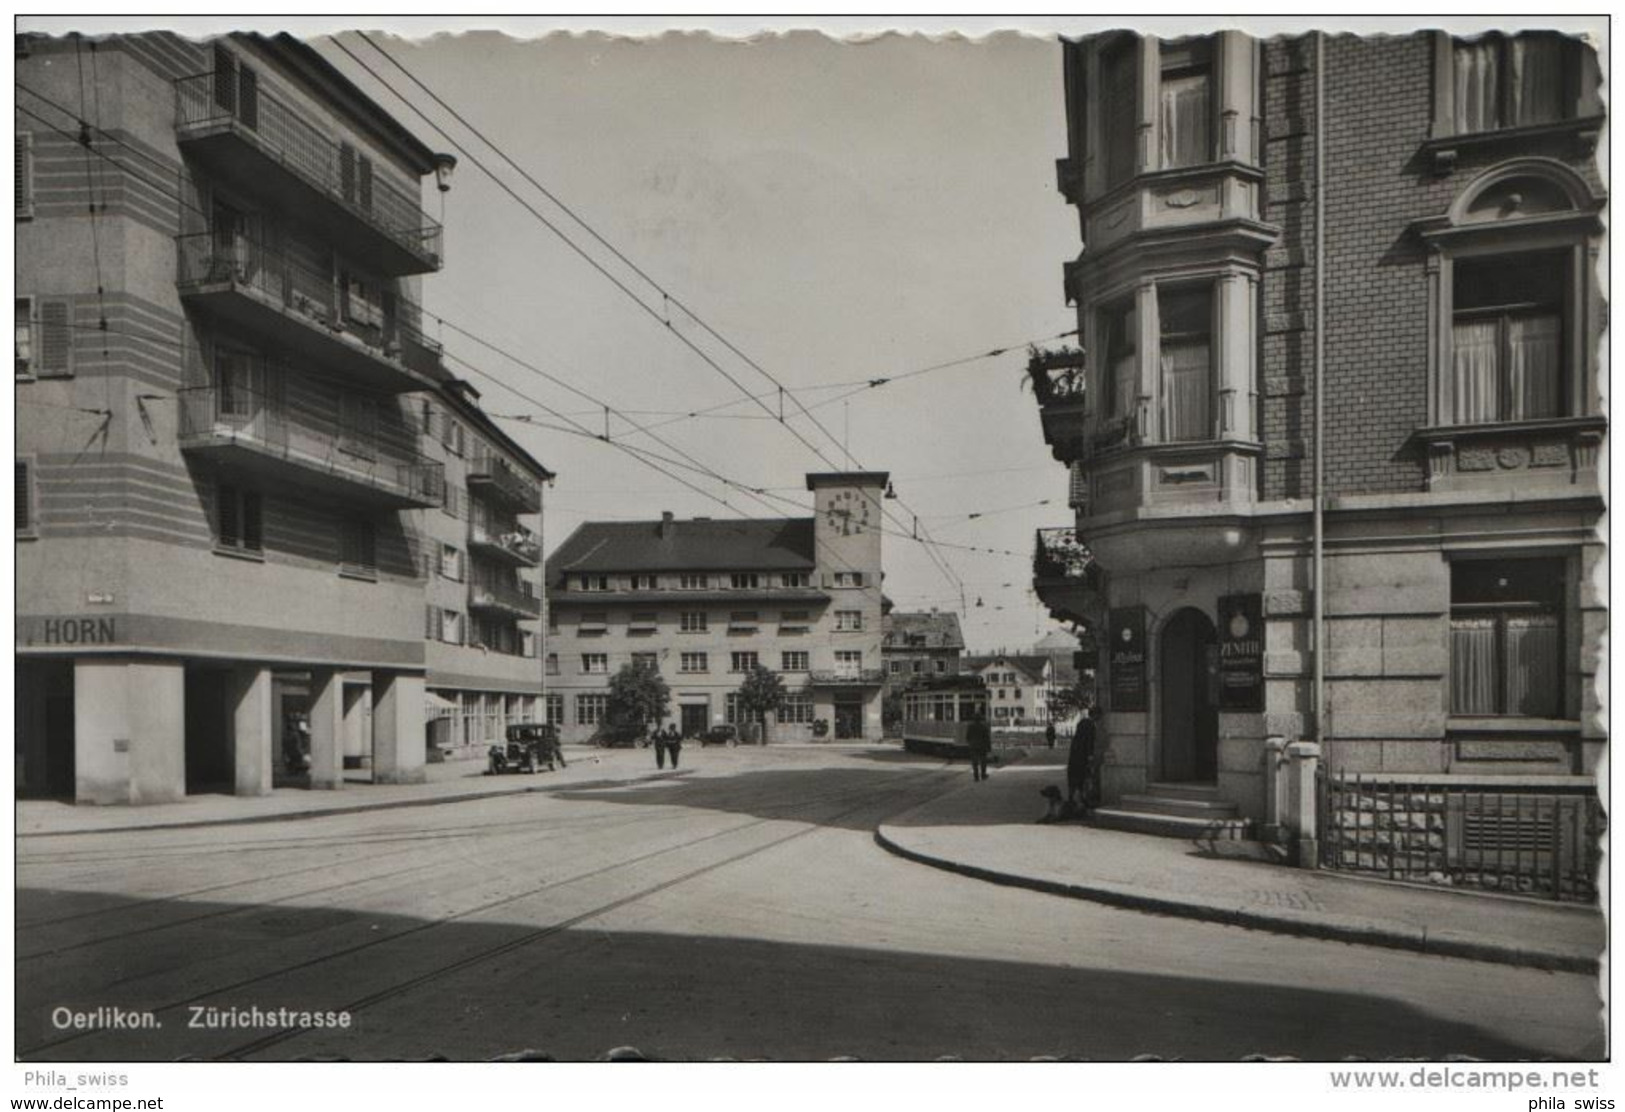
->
xmin=433 ymin=152 xmax=458 ymax=194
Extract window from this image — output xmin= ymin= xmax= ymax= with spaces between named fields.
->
xmin=631 ymin=652 xmax=659 ymax=672
xmin=889 ymin=661 xmax=902 ymax=675
xmin=15 ymin=297 xmax=32 ymax=377
xmin=15 ymin=459 xmax=36 ymax=536
xmin=1101 ymin=37 xmax=1139 ymax=188
xmin=547 ymin=606 xmax=559 ymax=633
xmin=439 ymin=544 xmax=462 ymax=581
xmin=629 ymin=611 xmax=659 ymax=634
xmin=679 ymin=574 xmax=709 ymax=590
xmin=1101 ymin=298 xmax=1137 ymax=420
xmin=442 ymin=482 xmax=461 ymax=520
xmin=1159 ymin=285 xmax=1213 ymax=442
xmin=340 ymin=519 xmax=376 ymax=578
xmin=726 ymin=693 xmax=764 ymax=726
xmin=935 ymin=660 xmax=947 ymax=674
xmin=339 ymin=271 xmax=383 ymax=331
xmin=440 ymin=609 xmax=463 ymax=645
xmin=212 ymin=45 xmax=259 ymax=129
xmin=545 ymin=653 xmax=559 ymax=676
xmin=730 ymin=573 xmax=760 ymax=589
xmin=833 ymin=571 xmax=865 ymax=588
xmin=680 ymin=611 xmax=708 ymax=633
xmin=681 ymin=652 xmax=709 ymax=674
xmin=781 ymin=572 xmax=809 ymax=588
xmin=835 ymin=610 xmax=863 ymax=632
xmin=340 ymin=142 xmax=375 ymax=213
xmin=780 ymin=610 xmax=811 ymax=634
xmin=578 ymin=574 xmax=609 ymax=592
xmin=911 ymin=660 xmax=923 ymax=674
xmin=444 ymin=418 xmax=464 ymax=456
xmin=730 ymin=651 xmax=759 ymax=673
xmin=545 ymin=694 xmax=565 ymax=727
xmin=834 ymin=650 xmax=863 ymax=676
xmin=1452 ymin=33 xmax=1572 ymax=134
xmin=781 ymin=651 xmax=810 ymax=672
xmin=779 ymin=693 xmax=815 ymax=725
xmin=728 ymin=610 xmax=760 ymax=632
xmin=1451 ymin=252 xmax=1565 ymax=424
xmin=631 ymin=574 xmax=659 ymax=590
xmin=1450 ymin=558 xmax=1564 ymax=718
xmin=16 ymin=132 xmax=34 ymax=219
xmin=216 ymin=484 xmax=263 ymax=554
xmin=420 ymin=399 xmax=435 ymax=436
xmin=577 ymin=610 xmax=607 ymax=634
xmin=1159 ymin=39 xmax=1212 ymax=169
xmin=576 ymin=693 xmax=607 ymax=726
xmin=581 ymin=653 xmax=609 ymax=675
xmin=26 ymin=298 xmax=73 ymax=379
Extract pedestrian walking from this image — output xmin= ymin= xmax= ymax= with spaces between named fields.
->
xmin=1067 ymin=704 xmax=1100 ymax=813
xmin=664 ymin=723 xmax=683 ymax=769
xmin=652 ymin=722 xmax=667 ymax=770
xmin=1045 ymin=721 xmax=1057 ymax=749
xmin=966 ymin=709 xmax=992 ymax=782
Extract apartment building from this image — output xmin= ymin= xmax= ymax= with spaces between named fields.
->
xmin=963 ymin=654 xmax=1056 ymax=726
xmin=545 ymin=473 xmax=888 ymax=744
xmin=15 ymin=32 xmax=548 ymax=802
xmin=881 ymin=609 xmax=965 ymax=689
xmin=1035 ymin=31 xmax=1604 ymax=831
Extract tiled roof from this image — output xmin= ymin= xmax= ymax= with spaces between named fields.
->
xmin=545 ymin=517 xmax=817 ymax=577
xmin=882 ymin=610 xmax=966 ymax=651
xmin=963 ymin=654 xmax=1051 ymax=683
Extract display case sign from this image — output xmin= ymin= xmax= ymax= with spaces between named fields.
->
xmin=1107 ymin=606 xmax=1147 ymax=712
xmin=1217 ymin=593 xmax=1264 ymax=711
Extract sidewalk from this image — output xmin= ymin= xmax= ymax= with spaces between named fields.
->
xmin=875 ymin=762 xmax=1604 ymax=974
xmin=16 ymin=746 xmax=666 ymax=838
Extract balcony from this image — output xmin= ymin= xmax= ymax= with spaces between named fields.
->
xmin=469 ymin=579 xmax=544 ymax=620
xmin=177 ymin=234 xmax=445 ymax=394
xmin=175 ymin=72 xmax=442 ymax=275
xmin=467 ymin=451 xmax=542 ymax=514
xmin=1033 ymin=526 xmax=1104 ymax=627
xmin=1027 ymin=347 xmax=1088 ymax=462
xmin=178 ymin=385 xmax=443 ymax=509
xmin=808 ymin=668 xmax=886 ymax=688
xmin=469 ymin=522 xmax=542 ymax=566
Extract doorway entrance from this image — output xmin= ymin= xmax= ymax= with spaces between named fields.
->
xmin=680 ymin=702 xmax=709 ymax=739
xmin=834 ymin=700 xmax=864 ymax=740
xmin=1159 ymin=608 xmax=1219 ymax=782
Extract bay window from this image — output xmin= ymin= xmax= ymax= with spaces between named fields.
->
xmin=1158 ymin=284 xmax=1213 ymax=442
xmin=1100 ymin=38 xmax=1139 ymax=188
xmin=1450 ymin=252 xmax=1565 ymax=424
xmin=1449 ymin=558 xmax=1564 ymax=718
xmin=1101 ymin=299 xmax=1137 ymax=421
xmin=1159 ymin=39 xmax=1212 ymax=169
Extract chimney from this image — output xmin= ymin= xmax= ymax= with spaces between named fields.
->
xmin=659 ymin=511 xmax=674 ymax=538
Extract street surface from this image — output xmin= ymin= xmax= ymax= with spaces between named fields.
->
xmin=16 ymin=747 xmax=1603 ymax=1061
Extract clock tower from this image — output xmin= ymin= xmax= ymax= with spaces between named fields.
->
xmin=807 ymin=471 xmax=888 ymax=587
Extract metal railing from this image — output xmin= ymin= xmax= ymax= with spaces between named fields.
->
xmin=809 ymin=668 xmax=886 ymax=686
xmin=177 ymin=383 xmax=443 ymax=505
xmin=176 ymin=232 xmax=441 ymax=367
xmin=176 ymin=72 xmax=443 ymax=268
xmin=1316 ymin=771 xmax=1603 ymax=903
xmin=467 ymin=449 xmax=542 ymax=512
xmin=469 ymin=522 xmax=542 ymax=564
xmin=1033 ymin=527 xmax=1099 ymax=586
xmin=470 ymin=579 xmax=544 ymax=618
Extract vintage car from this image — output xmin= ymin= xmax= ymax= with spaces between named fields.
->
xmin=698 ymin=724 xmax=738 ymax=747
xmin=488 ymin=723 xmax=565 ymax=774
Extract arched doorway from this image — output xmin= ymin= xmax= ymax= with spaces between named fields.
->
xmin=1159 ymin=608 xmax=1218 ymax=783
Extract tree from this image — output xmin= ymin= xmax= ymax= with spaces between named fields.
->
xmin=605 ymin=662 xmax=670 ymax=744
xmin=1047 ymin=678 xmax=1094 ymax=725
xmin=882 ymin=692 xmax=906 ymax=736
xmin=735 ymin=664 xmax=786 ymax=744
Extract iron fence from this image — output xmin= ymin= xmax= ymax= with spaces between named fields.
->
xmin=1316 ymin=770 xmax=1602 ymax=903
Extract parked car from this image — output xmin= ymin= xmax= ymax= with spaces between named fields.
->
xmin=699 ymin=724 xmax=738 ymax=747
xmin=489 ymin=723 xmax=565 ymax=774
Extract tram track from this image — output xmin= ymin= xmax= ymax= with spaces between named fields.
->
xmin=19 ymin=761 xmax=957 ymax=1059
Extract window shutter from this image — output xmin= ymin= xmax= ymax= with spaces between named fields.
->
xmin=218 ymin=483 xmax=241 ymax=546
xmin=15 ymin=132 xmax=32 ymax=218
xmin=36 ymin=299 xmax=72 ymax=377
xmin=237 ymin=64 xmax=258 ymax=130
xmin=340 ymin=143 xmax=356 ymax=203
xmin=357 ymin=155 xmax=374 ymax=212
xmin=241 ymin=490 xmax=263 ymax=551
xmin=212 ymin=45 xmax=237 ymax=113
xmin=15 ymin=460 xmax=31 ymax=532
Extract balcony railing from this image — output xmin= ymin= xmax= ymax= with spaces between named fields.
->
xmin=467 ymin=450 xmax=542 ymax=514
xmin=470 ymin=579 xmax=544 ymax=619
xmin=469 ymin=522 xmax=542 ymax=566
xmin=1033 ymin=526 xmax=1099 ymax=587
xmin=809 ymin=668 xmax=886 ymax=687
xmin=178 ymin=384 xmax=443 ymax=509
xmin=177 ymin=232 xmax=443 ymax=392
xmin=176 ymin=71 xmax=442 ymax=274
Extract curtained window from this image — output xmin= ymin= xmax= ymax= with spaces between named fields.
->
xmin=1159 ymin=40 xmax=1212 ymax=169
xmin=1100 ymin=38 xmax=1139 ymax=188
xmin=1101 ymin=299 xmax=1137 ymax=420
xmin=1451 ymin=252 xmax=1565 ymax=424
xmin=1453 ymin=33 xmax=1571 ymax=133
xmin=1449 ymin=558 xmax=1564 ymax=718
xmin=1158 ymin=285 xmax=1212 ymax=442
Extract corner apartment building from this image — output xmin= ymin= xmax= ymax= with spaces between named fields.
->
xmin=15 ymin=32 xmax=548 ymax=803
xmin=881 ymin=609 xmax=965 ymax=689
xmin=545 ymin=473 xmax=888 ymax=743
xmin=1036 ymin=31 xmax=1604 ymax=827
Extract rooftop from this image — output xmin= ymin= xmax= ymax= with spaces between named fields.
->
xmin=546 ymin=516 xmax=818 ymax=577
xmin=963 ymin=654 xmax=1052 ymax=684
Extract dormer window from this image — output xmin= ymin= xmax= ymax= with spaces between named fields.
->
xmin=577 ymin=574 xmax=609 ymax=592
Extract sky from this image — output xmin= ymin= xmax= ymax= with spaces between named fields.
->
xmin=311 ymin=25 xmax=1083 ymax=653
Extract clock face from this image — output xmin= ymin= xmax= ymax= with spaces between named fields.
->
xmin=826 ymin=491 xmax=872 ymax=536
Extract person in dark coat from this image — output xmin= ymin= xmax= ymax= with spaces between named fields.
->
xmin=664 ymin=722 xmax=682 ymax=769
xmin=1045 ymin=721 xmax=1057 ymax=749
xmin=966 ymin=710 xmax=993 ymax=782
xmin=651 ymin=721 xmax=668 ymax=769
xmin=1067 ymin=705 xmax=1100 ymax=812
